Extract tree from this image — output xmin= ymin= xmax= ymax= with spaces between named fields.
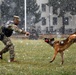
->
xmin=0 ymin=0 xmax=41 ymax=30
xmin=14 ymin=0 xmax=25 ymax=28
xmin=27 ymin=0 xmax=41 ymax=39
xmin=1 ymin=1 xmax=10 ymax=22
xmin=0 ymin=0 xmax=24 ymax=28
xmin=48 ymin=0 xmax=76 ymax=16
xmin=26 ymin=0 xmax=41 ymax=24
xmin=48 ymin=0 xmax=76 ymax=34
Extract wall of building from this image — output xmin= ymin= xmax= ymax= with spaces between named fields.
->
xmin=36 ymin=0 xmax=76 ymax=34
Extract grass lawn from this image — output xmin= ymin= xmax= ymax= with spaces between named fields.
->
xmin=0 ymin=38 xmax=76 ymax=75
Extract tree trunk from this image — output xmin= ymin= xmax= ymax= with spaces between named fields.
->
xmin=62 ymin=16 xmax=65 ymax=34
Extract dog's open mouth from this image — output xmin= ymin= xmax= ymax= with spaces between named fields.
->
xmin=45 ymin=38 xmax=49 ymax=43
xmin=45 ymin=39 xmax=49 ymax=42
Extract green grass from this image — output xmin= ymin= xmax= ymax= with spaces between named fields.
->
xmin=0 ymin=38 xmax=76 ymax=75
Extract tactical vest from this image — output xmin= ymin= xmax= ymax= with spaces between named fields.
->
xmin=2 ymin=26 xmax=13 ymax=37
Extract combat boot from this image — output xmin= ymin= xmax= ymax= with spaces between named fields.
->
xmin=10 ymin=58 xmax=17 ymax=62
xmin=0 ymin=52 xmax=2 ymax=59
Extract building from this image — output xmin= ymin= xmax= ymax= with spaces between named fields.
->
xmin=36 ymin=0 xmax=76 ymax=34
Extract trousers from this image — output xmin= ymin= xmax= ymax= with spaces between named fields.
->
xmin=1 ymin=35 xmax=15 ymax=59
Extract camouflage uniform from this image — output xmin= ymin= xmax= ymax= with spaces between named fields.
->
xmin=0 ymin=16 xmax=26 ymax=60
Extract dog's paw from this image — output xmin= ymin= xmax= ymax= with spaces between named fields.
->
xmin=49 ymin=60 xmax=53 ymax=63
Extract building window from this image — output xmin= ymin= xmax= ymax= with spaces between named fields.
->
xmin=42 ymin=17 xmax=46 ymax=25
xmin=46 ymin=27 xmax=49 ymax=33
xmin=63 ymin=17 xmax=69 ymax=25
xmin=42 ymin=4 xmax=46 ymax=12
xmin=53 ymin=8 xmax=57 ymax=14
xmin=50 ymin=26 xmax=53 ymax=32
xmin=53 ymin=17 xmax=57 ymax=25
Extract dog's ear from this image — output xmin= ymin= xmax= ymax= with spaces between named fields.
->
xmin=50 ymin=38 xmax=54 ymax=41
xmin=44 ymin=38 xmax=47 ymax=41
xmin=44 ymin=38 xmax=47 ymax=40
xmin=44 ymin=38 xmax=49 ymax=40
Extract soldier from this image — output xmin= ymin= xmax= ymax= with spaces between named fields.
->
xmin=0 ymin=16 xmax=30 ymax=62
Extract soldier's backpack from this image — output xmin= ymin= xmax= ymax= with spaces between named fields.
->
xmin=2 ymin=26 xmax=13 ymax=37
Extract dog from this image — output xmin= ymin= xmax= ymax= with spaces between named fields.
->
xmin=44 ymin=32 xmax=76 ymax=64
